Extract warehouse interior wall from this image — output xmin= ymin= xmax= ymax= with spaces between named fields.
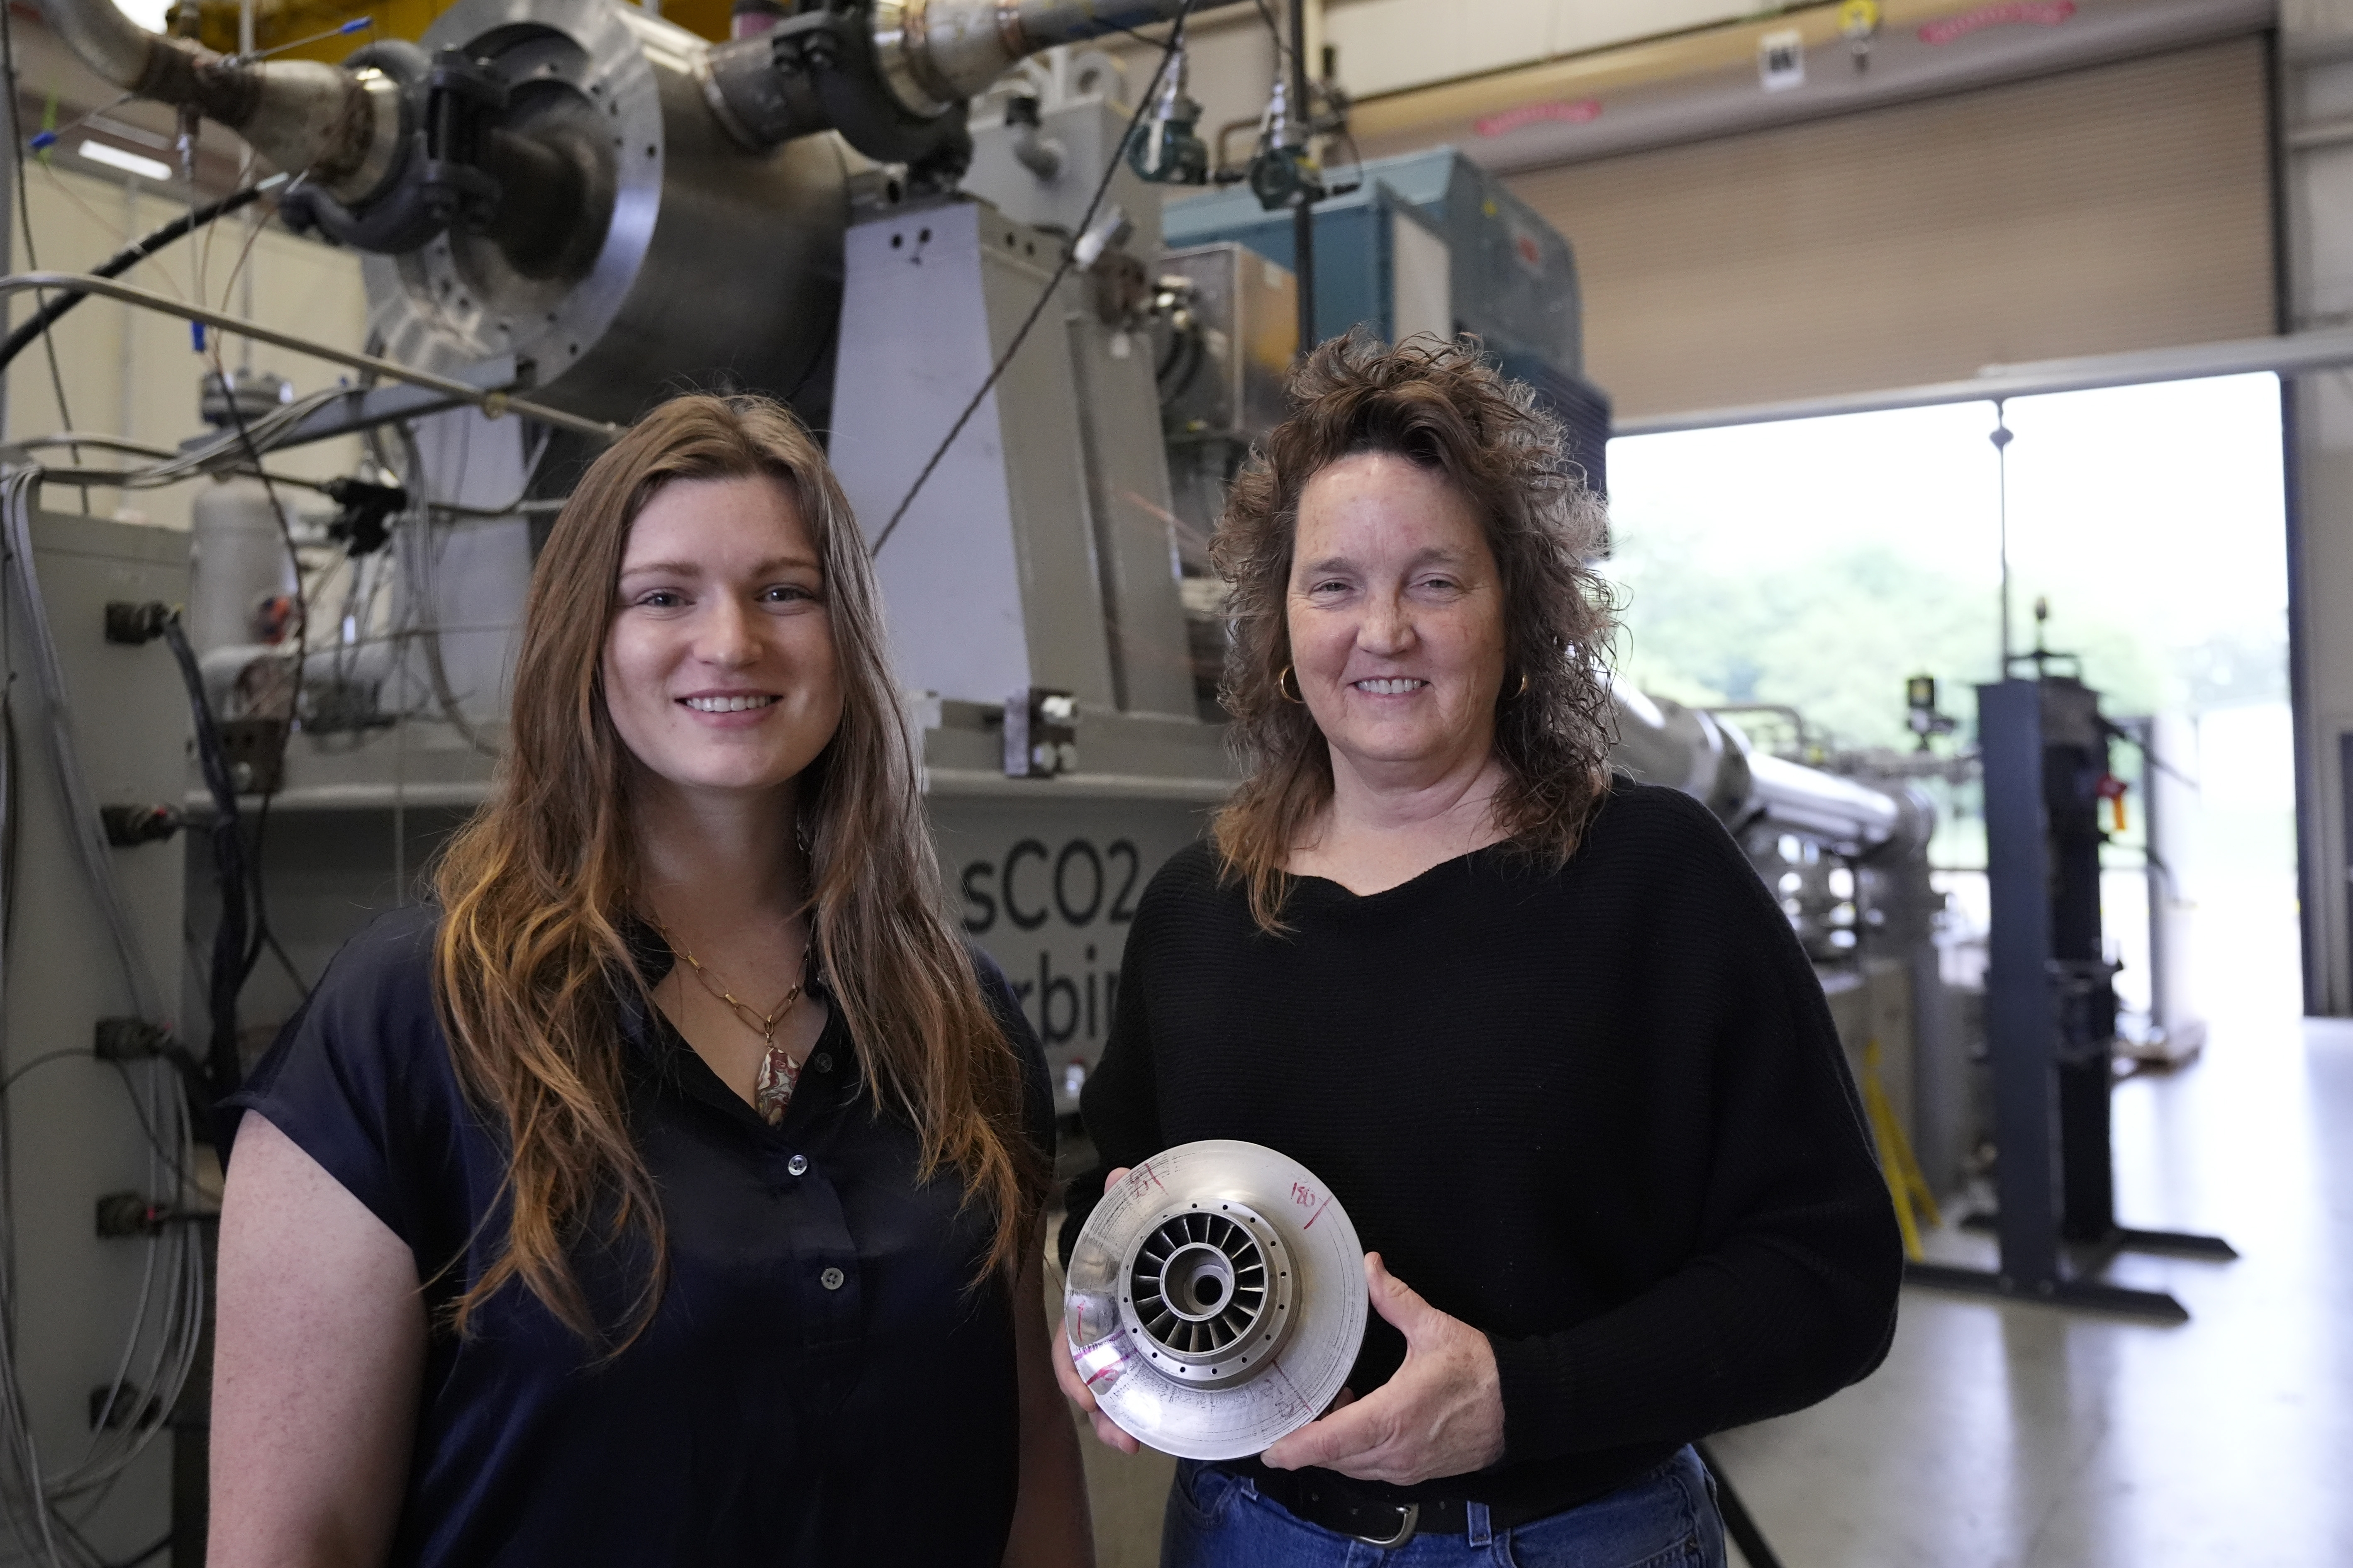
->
xmin=1505 ymin=36 xmax=2277 ymax=420
xmin=0 ymin=161 xmax=369 ymax=532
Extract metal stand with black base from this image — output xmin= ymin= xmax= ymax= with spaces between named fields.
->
xmin=1904 ymin=674 xmax=2234 ymax=1324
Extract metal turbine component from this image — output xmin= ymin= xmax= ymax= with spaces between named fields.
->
xmin=365 ymin=0 xmax=849 ymax=424
xmin=1065 ymin=1140 xmax=1366 ymax=1460
xmin=35 ymin=0 xmax=403 ymax=203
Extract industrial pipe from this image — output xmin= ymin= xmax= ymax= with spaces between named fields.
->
xmin=1608 ymin=682 xmax=1934 ymax=861
xmin=886 ymin=0 xmax=1246 ymax=109
xmin=35 ymin=0 xmax=402 ymax=202
xmin=705 ymin=0 xmax=1249 ymax=154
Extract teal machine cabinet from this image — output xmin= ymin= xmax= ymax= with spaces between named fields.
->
xmin=1161 ymin=146 xmax=1612 ymax=491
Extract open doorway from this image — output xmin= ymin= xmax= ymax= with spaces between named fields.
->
xmin=1603 ymin=372 xmax=2294 ymax=1040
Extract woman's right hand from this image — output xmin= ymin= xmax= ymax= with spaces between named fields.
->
xmin=1050 ymin=1167 xmax=1141 ymax=1454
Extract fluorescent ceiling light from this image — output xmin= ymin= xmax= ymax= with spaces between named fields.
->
xmin=78 ymin=139 xmax=172 ymax=182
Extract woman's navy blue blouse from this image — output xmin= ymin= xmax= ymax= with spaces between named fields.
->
xmin=225 ymin=903 xmax=1053 ymax=1568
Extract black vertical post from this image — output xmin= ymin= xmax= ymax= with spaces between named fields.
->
xmin=1979 ymin=678 xmax=2063 ymax=1293
xmin=1908 ymin=680 xmax=2216 ymax=1319
xmin=2042 ymin=678 xmax=2118 ymax=1241
xmin=1289 ymin=0 xmax=1315 ymax=358
xmin=2338 ymin=731 xmax=2353 ymax=990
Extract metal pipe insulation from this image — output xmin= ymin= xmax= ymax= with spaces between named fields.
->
xmin=703 ymin=0 xmax=1247 ymax=154
xmin=34 ymin=0 xmax=403 ymax=202
xmin=883 ymin=0 xmax=1244 ymax=107
xmin=1746 ymin=752 xmax=1934 ymax=862
xmin=1608 ymin=683 xmax=1932 ymax=861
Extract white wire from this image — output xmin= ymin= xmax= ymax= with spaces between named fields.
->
xmin=0 ymin=465 xmax=208 ymax=1564
xmin=1 ymin=471 xmax=161 ymax=1020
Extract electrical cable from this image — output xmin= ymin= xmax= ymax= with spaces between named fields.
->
xmin=0 ymin=178 xmax=284 ymax=379
xmin=1248 ymin=0 xmax=1297 ymax=67
xmin=0 ymin=480 xmax=202 ymax=1567
xmin=381 ymin=418 xmax=503 ymax=755
xmin=159 ymin=614 xmax=250 ymax=1100
xmin=0 ymin=470 xmax=164 ymax=1022
xmin=207 ymin=365 xmax=313 ymax=999
xmin=870 ymin=2 xmax=1197 ymax=556
xmin=0 ymin=0 xmax=88 ymax=514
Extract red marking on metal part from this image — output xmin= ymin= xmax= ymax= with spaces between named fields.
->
xmin=1301 ymin=1193 xmax=1336 ymax=1231
xmin=1919 ymin=1 xmax=2073 ymax=46
xmin=1472 ymin=97 xmax=1601 ymax=137
xmin=1137 ymin=1161 xmax=1166 ymax=1193
xmin=1267 ymin=1362 xmax=1309 ymax=1416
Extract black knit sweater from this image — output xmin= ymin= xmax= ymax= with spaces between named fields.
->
xmin=1061 ymin=780 xmax=1902 ymax=1518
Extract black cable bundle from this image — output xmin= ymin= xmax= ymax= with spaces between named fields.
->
xmin=156 ymin=614 xmax=250 ymax=1104
xmin=0 ymin=178 xmax=282 ymax=379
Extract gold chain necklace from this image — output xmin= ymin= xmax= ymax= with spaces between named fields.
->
xmin=651 ymin=919 xmax=811 ymax=1127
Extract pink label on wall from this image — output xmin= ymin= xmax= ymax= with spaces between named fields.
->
xmin=1919 ymin=1 xmax=2076 ymax=46
xmin=1473 ymin=98 xmax=1604 ymax=138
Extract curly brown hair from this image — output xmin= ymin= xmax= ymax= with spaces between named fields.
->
xmin=1209 ymin=331 xmax=1619 ymax=930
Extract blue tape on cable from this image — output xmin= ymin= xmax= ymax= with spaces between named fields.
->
xmin=190 ymin=322 xmax=205 ymax=352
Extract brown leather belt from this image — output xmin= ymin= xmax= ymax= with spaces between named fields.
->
xmin=1246 ymin=1468 xmax=1554 ymax=1545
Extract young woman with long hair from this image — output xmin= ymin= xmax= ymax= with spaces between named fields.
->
xmin=210 ymin=393 xmax=1090 ymax=1566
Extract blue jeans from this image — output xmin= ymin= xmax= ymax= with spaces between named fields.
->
xmin=1161 ymin=1449 xmax=1727 ymax=1568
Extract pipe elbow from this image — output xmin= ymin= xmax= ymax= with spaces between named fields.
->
xmin=37 ymin=0 xmax=178 ymax=96
xmin=37 ymin=0 xmax=397 ymax=201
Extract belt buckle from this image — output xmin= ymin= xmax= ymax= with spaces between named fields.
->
xmin=1352 ymin=1502 xmax=1419 ymax=1548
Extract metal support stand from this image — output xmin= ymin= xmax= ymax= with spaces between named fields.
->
xmin=1904 ymin=677 xmax=2234 ymax=1323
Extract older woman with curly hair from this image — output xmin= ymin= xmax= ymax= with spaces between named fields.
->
xmin=1055 ymin=334 xmax=1900 ymax=1567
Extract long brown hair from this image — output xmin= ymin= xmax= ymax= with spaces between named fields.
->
xmin=1210 ymin=332 xmax=1619 ymax=930
xmin=432 ymin=392 xmax=1044 ymax=1348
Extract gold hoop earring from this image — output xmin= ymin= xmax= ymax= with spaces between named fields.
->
xmin=1278 ymin=665 xmax=1305 ymax=704
xmin=1516 ymin=670 xmax=1531 ymax=699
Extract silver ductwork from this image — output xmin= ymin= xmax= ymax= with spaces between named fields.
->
xmin=34 ymin=0 xmax=404 ymax=203
xmin=882 ymin=0 xmax=1226 ymax=109
xmin=1608 ymin=681 xmax=1756 ymax=825
xmin=703 ymin=0 xmax=1244 ymax=154
xmin=1608 ymin=682 xmax=1931 ymax=862
xmin=1747 ymin=752 xmax=1932 ymax=861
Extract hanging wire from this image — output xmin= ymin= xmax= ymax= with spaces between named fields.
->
xmin=0 ymin=2 xmax=88 ymax=511
xmin=870 ymin=1 xmax=1200 ymax=556
xmin=0 ymin=472 xmax=206 ymax=1567
xmin=1991 ymin=400 xmax=2014 ymax=677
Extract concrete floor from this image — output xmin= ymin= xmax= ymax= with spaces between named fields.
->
xmin=1712 ymin=894 xmax=2351 ymax=1567
xmin=1056 ymin=877 xmax=2347 ymax=1568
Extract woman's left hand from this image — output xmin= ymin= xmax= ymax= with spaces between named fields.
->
xmin=1259 ymin=1252 xmax=1505 ymax=1485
